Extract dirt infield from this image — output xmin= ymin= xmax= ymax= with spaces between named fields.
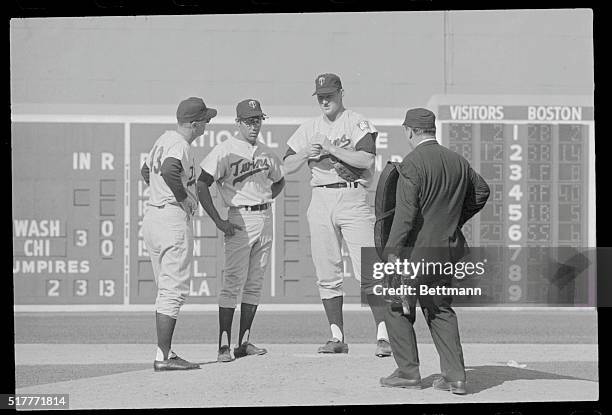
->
xmin=15 ymin=343 xmax=598 ymax=408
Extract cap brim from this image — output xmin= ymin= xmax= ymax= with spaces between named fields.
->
xmin=203 ymin=108 xmax=217 ymax=120
xmin=312 ymin=87 xmax=340 ymax=96
xmin=237 ymin=111 xmax=266 ymax=120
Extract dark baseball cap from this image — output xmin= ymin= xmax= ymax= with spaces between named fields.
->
xmin=402 ymin=108 xmax=436 ymax=129
xmin=236 ymin=99 xmax=267 ymax=120
xmin=176 ymin=97 xmax=217 ymax=123
xmin=312 ymin=73 xmax=343 ymax=96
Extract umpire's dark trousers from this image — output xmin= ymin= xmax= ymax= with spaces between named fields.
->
xmin=385 ymin=288 xmax=466 ymax=382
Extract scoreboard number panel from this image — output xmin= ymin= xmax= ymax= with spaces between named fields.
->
xmin=434 ymin=96 xmax=594 ymax=305
xmin=12 ymin=123 xmax=124 ymax=304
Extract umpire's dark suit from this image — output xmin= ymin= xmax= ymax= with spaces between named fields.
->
xmin=385 ymin=139 xmax=489 ymax=382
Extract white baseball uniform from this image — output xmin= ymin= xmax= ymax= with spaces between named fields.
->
xmin=142 ymin=130 xmax=197 ymax=318
xmin=200 ymin=135 xmax=283 ymax=308
xmin=286 ymin=109 xmax=378 ymax=299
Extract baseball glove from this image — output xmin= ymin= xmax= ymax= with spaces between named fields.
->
xmin=330 ymin=156 xmax=364 ymax=182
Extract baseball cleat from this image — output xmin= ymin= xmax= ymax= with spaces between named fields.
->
xmin=432 ymin=376 xmax=467 ymax=395
xmin=234 ymin=342 xmax=268 ymax=358
xmin=375 ymin=339 xmax=392 ymax=357
xmin=217 ymin=345 xmax=235 ymax=363
xmin=153 ymin=354 xmax=200 ymax=371
xmin=317 ymin=338 xmax=349 ymax=354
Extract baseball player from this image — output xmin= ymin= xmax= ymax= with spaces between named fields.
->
xmin=283 ymin=73 xmax=392 ymax=357
xmin=141 ymin=97 xmax=217 ymax=371
xmin=197 ymin=99 xmax=285 ymax=362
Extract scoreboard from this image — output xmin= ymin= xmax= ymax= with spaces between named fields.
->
xmin=430 ymin=95 xmax=595 ymax=305
xmin=12 ymin=95 xmax=595 ymax=307
xmin=12 ymin=123 xmax=125 ymax=304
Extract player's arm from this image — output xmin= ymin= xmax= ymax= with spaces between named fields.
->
xmin=384 ymin=163 xmax=420 ymax=255
xmin=283 ymin=146 xmax=312 ymax=174
xmin=196 ymin=171 xmax=242 ymax=236
xmin=458 ymin=167 xmax=490 ymax=228
xmin=161 ymin=157 xmax=188 ymax=202
xmin=161 ymin=157 xmax=195 ymax=214
xmin=141 ymin=162 xmax=150 ymax=185
xmin=321 ymin=133 xmax=376 ymax=169
xmin=271 ymin=178 xmax=285 ymax=199
xmin=283 ymin=124 xmax=323 ymax=174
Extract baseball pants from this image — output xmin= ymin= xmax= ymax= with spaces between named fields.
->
xmin=142 ymin=204 xmax=193 ymax=318
xmin=307 ymin=185 xmax=376 ymax=299
xmin=219 ymin=207 xmax=273 ymax=308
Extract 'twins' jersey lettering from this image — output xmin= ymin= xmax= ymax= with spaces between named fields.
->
xmin=230 ymin=157 xmax=271 ymax=185
xmin=329 ymin=134 xmax=351 ymax=149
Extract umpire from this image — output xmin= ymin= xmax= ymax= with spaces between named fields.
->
xmin=379 ymin=108 xmax=489 ymax=394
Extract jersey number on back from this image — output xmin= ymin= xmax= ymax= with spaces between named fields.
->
xmin=151 ymin=145 xmax=164 ymax=174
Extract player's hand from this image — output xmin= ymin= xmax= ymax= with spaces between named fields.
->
xmin=320 ymin=138 xmax=334 ymax=154
xmin=308 ymin=144 xmax=323 ymax=159
xmin=180 ymin=199 xmax=197 ymax=216
xmin=216 ymin=219 xmax=243 ymax=236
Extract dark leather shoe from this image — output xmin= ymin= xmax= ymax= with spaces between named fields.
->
xmin=217 ymin=345 xmax=235 ymax=362
xmin=375 ymin=339 xmax=392 ymax=357
xmin=153 ymin=354 xmax=200 ymax=371
xmin=380 ymin=374 xmax=422 ymax=389
xmin=234 ymin=342 xmax=267 ymax=358
xmin=432 ymin=376 xmax=467 ymax=395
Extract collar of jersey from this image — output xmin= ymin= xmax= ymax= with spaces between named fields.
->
xmin=321 ymin=109 xmax=347 ymax=125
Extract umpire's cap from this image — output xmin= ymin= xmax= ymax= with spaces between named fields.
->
xmin=402 ymin=108 xmax=436 ymax=129
xmin=177 ymin=97 xmax=217 ymax=123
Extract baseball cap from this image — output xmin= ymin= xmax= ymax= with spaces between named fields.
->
xmin=402 ymin=108 xmax=436 ymax=129
xmin=176 ymin=97 xmax=217 ymax=123
xmin=312 ymin=73 xmax=343 ymax=96
xmin=236 ymin=99 xmax=267 ymax=120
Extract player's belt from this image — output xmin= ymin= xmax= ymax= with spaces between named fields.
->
xmin=239 ymin=203 xmax=271 ymax=211
xmin=316 ymin=182 xmax=359 ymax=188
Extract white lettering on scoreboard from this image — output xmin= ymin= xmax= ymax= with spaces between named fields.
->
xmin=450 ymin=106 xmax=504 ymax=121
xmin=527 ymin=106 xmax=582 ymax=121
xmin=13 ymin=219 xmax=90 ymax=275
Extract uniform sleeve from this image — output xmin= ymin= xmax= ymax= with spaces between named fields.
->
xmin=385 ymin=160 xmax=421 ymax=249
xmin=268 ymin=151 xmax=284 ymax=182
xmin=283 ymin=147 xmax=297 ymax=161
xmin=199 ymin=145 xmax=226 ymax=182
xmin=286 ymin=123 xmax=309 ymax=155
xmin=351 ymin=116 xmax=378 ymax=151
xmin=163 ymin=141 xmax=186 ymax=163
xmin=354 ymin=133 xmax=376 ymax=155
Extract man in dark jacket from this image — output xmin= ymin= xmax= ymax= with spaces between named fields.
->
xmin=379 ymin=108 xmax=489 ymax=394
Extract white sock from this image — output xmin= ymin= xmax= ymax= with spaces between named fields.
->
xmin=221 ymin=331 xmax=229 ymax=347
xmin=377 ymin=322 xmax=388 ymax=341
xmin=155 ymin=347 xmax=164 ymax=361
xmin=330 ymin=324 xmax=343 ymax=342
xmin=241 ymin=329 xmax=250 ymax=345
